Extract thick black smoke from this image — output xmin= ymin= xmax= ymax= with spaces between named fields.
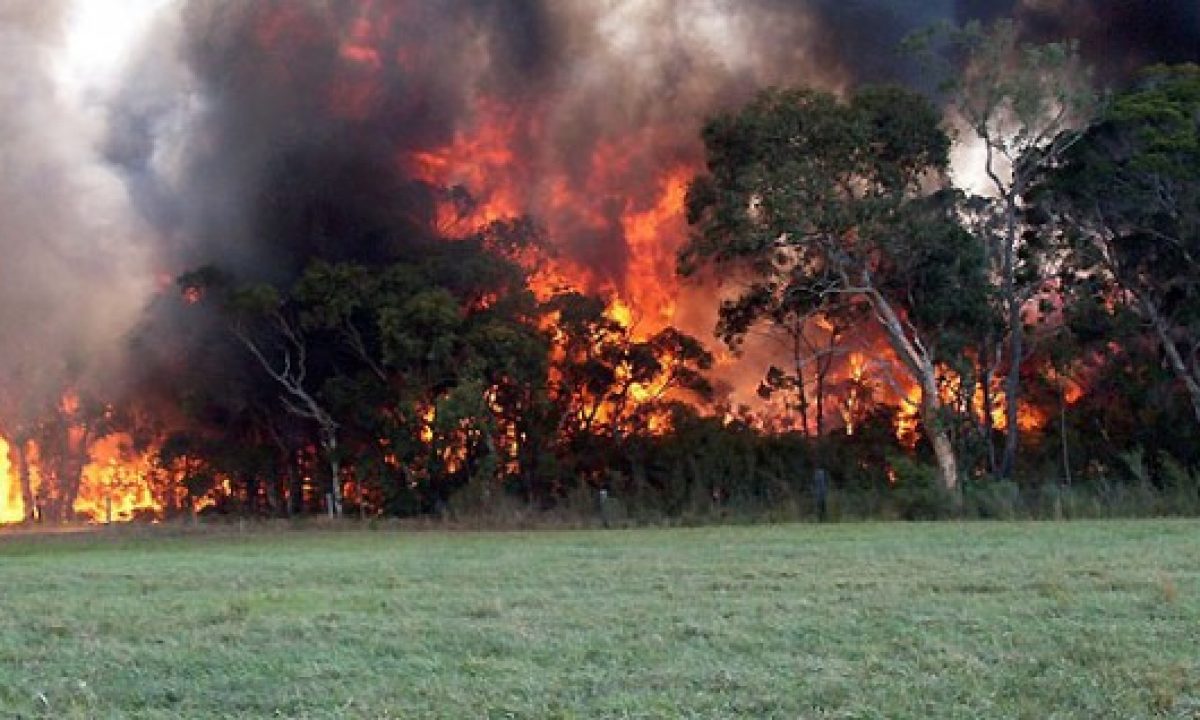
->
xmin=1 ymin=0 xmax=1194 ymax=416
xmin=118 ymin=0 xmax=830 ymax=286
xmin=118 ymin=0 xmax=1196 ymax=288
xmin=773 ymin=0 xmax=1198 ymax=88
xmin=960 ymin=0 xmax=1199 ymax=80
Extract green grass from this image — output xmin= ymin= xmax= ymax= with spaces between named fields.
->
xmin=0 ymin=521 xmax=1197 ymax=718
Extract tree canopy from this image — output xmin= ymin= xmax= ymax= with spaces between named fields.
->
xmin=1029 ymin=65 xmax=1200 ymax=426
xmin=682 ymin=85 xmax=990 ymax=490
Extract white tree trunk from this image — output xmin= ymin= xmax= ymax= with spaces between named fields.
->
xmin=925 ymin=407 xmax=959 ymax=492
xmin=867 ymin=288 xmax=960 ymax=491
xmin=324 ymin=432 xmax=343 ymax=518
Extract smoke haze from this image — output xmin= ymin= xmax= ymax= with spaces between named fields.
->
xmin=0 ymin=0 xmax=1195 ymax=411
xmin=0 ymin=0 xmax=154 ymax=412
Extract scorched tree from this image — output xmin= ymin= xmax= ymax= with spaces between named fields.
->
xmin=681 ymin=86 xmax=989 ymax=492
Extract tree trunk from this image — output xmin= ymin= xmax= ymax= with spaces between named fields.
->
xmin=323 ymin=427 xmax=344 ymax=518
xmin=794 ymin=333 xmax=810 ymax=437
xmin=921 ymin=388 xmax=959 ymax=492
xmin=867 ymin=288 xmax=960 ymax=493
xmin=287 ymin=457 xmax=303 ymax=517
xmin=325 ymin=435 xmax=343 ymax=518
xmin=1058 ymin=376 xmax=1072 ymax=487
xmin=815 ymin=360 xmax=828 ymax=437
xmin=815 ymin=329 xmax=840 ymax=437
xmin=1141 ymin=296 xmax=1200 ymax=428
xmin=266 ymin=471 xmax=281 ymax=517
xmin=930 ymin=431 xmax=958 ymax=492
xmin=245 ymin=473 xmax=258 ymax=516
xmin=1000 ymin=318 xmax=1022 ymax=478
xmin=980 ymin=356 xmax=997 ymax=475
xmin=359 ymin=485 xmax=368 ymax=520
xmin=54 ymin=452 xmax=86 ymax=523
xmin=1000 ymin=194 xmax=1022 ymax=480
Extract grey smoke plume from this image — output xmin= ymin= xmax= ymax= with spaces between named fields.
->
xmin=964 ymin=0 xmax=1199 ymax=79
xmin=0 ymin=1 xmax=154 ymax=413
xmin=116 ymin=0 xmax=841 ymax=289
xmin=0 ymin=0 xmax=1194 ymax=416
xmin=122 ymin=0 xmax=1196 ymax=290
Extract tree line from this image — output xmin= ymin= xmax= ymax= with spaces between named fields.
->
xmin=683 ymin=24 xmax=1199 ymax=511
xmin=7 ymin=23 xmax=1199 ymax=523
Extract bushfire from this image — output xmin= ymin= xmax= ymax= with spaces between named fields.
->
xmin=0 ymin=434 xmax=160 ymax=524
xmin=7 ymin=0 xmax=1176 ymax=524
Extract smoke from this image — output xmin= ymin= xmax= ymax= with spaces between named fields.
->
xmin=1015 ymin=0 xmax=1199 ymax=80
xmin=0 ymin=1 xmax=154 ymax=413
xmin=125 ymin=0 xmax=1195 ymax=289
xmin=104 ymin=0 xmax=841 ymax=300
xmin=0 ymin=0 xmax=1194 ymax=416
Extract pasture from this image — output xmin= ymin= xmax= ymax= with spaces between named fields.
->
xmin=0 ymin=521 xmax=1197 ymax=718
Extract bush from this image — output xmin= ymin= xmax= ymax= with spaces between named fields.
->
xmin=888 ymin=456 xmax=957 ymax=520
xmin=1158 ymin=452 xmax=1200 ymax=515
xmin=965 ymin=480 xmax=1024 ymax=520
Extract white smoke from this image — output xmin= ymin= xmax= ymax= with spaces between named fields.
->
xmin=0 ymin=0 xmax=163 ymax=405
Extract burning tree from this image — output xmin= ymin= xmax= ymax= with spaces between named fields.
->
xmin=1031 ymin=65 xmax=1200 ymax=428
xmin=170 ymin=204 xmax=717 ymax=516
xmin=682 ymin=86 xmax=989 ymax=491
xmin=716 ymin=266 xmax=866 ymax=437
xmin=922 ymin=19 xmax=1096 ymax=478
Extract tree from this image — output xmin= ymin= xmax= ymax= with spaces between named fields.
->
xmin=682 ymin=86 xmax=989 ymax=491
xmin=719 ymin=277 xmax=864 ymax=436
xmin=542 ymin=292 xmax=714 ymax=493
xmin=927 ymin=20 xmax=1096 ymax=478
xmin=34 ymin=389 xmax=115 ymax=522
xmin=180 ymin=269 xmax=347 ymax=517
xmin=265 ymin=228 xmax=551 ymax=515
xmin=1030 ymin=65 xmax=1200 ymax=427
xmin=0 ymin=371 xmax=47 ymax=521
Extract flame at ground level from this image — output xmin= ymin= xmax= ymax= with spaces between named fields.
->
xmin=0 ymin=440 xmax=24 ymax=524
xmin=0 ymin=434 xmax=163 ymax=525
xmin=74 ymin=435 xmax=162 ymax=524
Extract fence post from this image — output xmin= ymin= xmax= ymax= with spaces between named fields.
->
xmin=813 ymin=468 xmax=829 ymax=522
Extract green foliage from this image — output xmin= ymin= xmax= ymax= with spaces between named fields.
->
xmin=138 ymin=64 xmax=1200 ymax=523
xmin=963 ymin=479 xmax=1024 ymax=520
xmin=683 ymin=85 xmax=956 ymax=286
xmin=228 ymin=284 xmax=283 ymax=317
xmin=919 ymin=19 xmax=1096 ymax=165
xmin=1030 ymin=64 xmax=1200 ymax=428
xmin=910 ymin=19 xmax=1097 ymax=480
xmin=1037 ymin=65 xmax=1200 ymax=267
xmin=683 ymin=82 xmax=990 ymax=491
xmin=167 ymin=217 xmax=723 ymax=518
xmin=681 ymin=80 xmax=988 ymax=352
xmin=887 ymin=455 xmax=957 ymax=520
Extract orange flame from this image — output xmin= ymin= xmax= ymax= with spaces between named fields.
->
xmin=0 ymin=439 xmax=25 ymax=524
xmin=73 ymin=434 xmax=162 ymax=523
xmin=0 ymin=433 xmax=163 ymax=525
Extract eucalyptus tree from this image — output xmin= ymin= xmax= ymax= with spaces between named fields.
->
xmin=927 ymin=19 xmax=1096 ymax=477
xmin=682 ymin=86 xmax=989 ymax=491
xmin=1029 ymin=65 xmax=1200 ymax=427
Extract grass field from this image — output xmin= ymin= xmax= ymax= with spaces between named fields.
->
xmin=0 ymin=521 xmax=1197 ymax=718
